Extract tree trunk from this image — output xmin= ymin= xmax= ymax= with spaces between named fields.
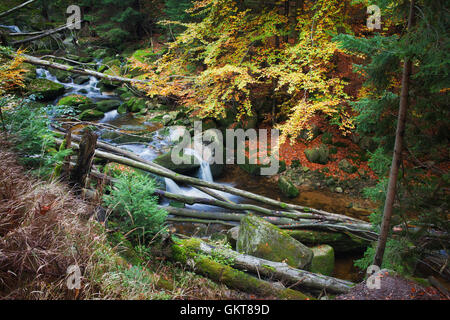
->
xmin=11 ymin=22 xmax=84 ymax=46
xmin=1 ymin=52 xmax=149 ymax=85
xmin=0 ymin=0 xmax=35 ymax=19
xmin=373 ymin=0 xmax=415 ymax=267
xmin=168 ymin=237 xmax=313 ymax=299
xmin=192 ymin=238 xmax=354 ymax=294
xmin=70 ymin=129 xmax=97 ymax=189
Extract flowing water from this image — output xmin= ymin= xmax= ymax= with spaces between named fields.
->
xmin=0 ymin=24 xmax=21 ymax=33
xmin=37 ymin=66 xmax=376 ymax=282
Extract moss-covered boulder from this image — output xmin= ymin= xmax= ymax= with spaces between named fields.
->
xmin=237 ymin=215 xmax=313 ymax=269
xmin=310 ymin=245 xmax=335 ymax=276
xmin=123 ymin=97 xmax=147 ymax=113
xmin=52 ymin=69 xmax=72 ymax=83
xmin=57 ymin=94 xmax=94 ymax=110
xmin=227 ymin=226 xmax=240 ymax=248
xmin=153 ymin=151 xmax=200 ymax=174
xmin=304 ymin=144 xmax=329 ymax=165
xmin=278 ymin=176 xmax=299 ymax=198
xmin=28 ymin=78 xmax=65 ymax=101
xmin=79 ymin=109 xmax=105 ymax=121
xmin=94 ymin=99 xmax=121 ymax=112
xmin=338 ymin=159 xmax=357 ymax=174
xmin=22 ymin=63 xmax=37 ymax=81
xmin=73 ymin=75 xmax=90 ymax=85
xmin=286 ymin=229 xmax=369 ymax=253
xmin=238 ymin=155 xmax=286 ymax=176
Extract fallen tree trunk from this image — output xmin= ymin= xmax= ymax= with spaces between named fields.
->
xmin=0 ymin=0 xmax=35 ymax=19
xmin=85 ymin=142 xmax=367 ymax=224
xmin=162 ymin=206 xmax=377 ymax=240
xmin=169 ymin=237 xmax=313 ymax=299
xmin=155 ymin=189 xmax=320 ymax=220
xmin=189 ymin=238 xmax=355 ymax=294
xmin=2 ymin=52 xmax=149 ymax=85
xmin=54 ymin=137 xmax=374 ymax=232
xmin=11 ymin=22 xmax=83 ymax=45
xmin=162 ymin=205 xmax=300 ymax=226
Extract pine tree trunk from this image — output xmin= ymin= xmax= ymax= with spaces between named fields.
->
xmin=373 ymin=0 xmax=415 ymax=267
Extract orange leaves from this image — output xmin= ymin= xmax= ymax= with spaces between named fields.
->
xmin=0 ymin=48 xmax=26 ymax=94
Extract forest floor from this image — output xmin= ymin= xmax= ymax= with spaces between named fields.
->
xmin=336 ymin=270 xmax=447 ymax=300
xmin=0 ymin=136 xmax=261 ymax=300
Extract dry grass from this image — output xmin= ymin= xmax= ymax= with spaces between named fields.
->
xmin=0 ymin=137 xmax=253 ymax=300
xmin=0 ymin=138 xmax=101 ymax=299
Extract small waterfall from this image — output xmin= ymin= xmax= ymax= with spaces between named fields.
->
xmin=184 ymin=148 xmax=213 ymax=182
xmin=0 ymin=25 xmax=21 ymax=33
xmin=99 ymin=110 xmax=119 ymax=123
xmin=165 ymin=178 xmax=183 ymax=195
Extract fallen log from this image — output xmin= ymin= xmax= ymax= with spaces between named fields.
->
xmin=187 ymin=238 xmax=355 ymax=294
xmin=2 ymin=51 xmax=149 ymax=85
xmin=162 ymin=205 xmax=300 ymax=226
xmin=11 ymin=22 xmax=83 ymax=45
xmin=155 ymin=189 xmax=320 ymax=220
xmin=0 ymin=0 xmax=35 ymax=19
xmin=54 ymin=136 xmax=375 ymax=238
xmin=169 ymin=237 xmax=313 ymax=299
xmin=82 ymin=141 xmax=368 ymax=224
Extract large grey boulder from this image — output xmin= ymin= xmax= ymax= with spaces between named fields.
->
xmin=237 ymin=215 xmax=313 ymax=269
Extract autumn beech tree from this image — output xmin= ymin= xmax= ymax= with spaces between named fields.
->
xmin=131 ymin=0 xmax=361 ymax=142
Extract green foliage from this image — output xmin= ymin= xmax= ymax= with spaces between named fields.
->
xmin=103 ymin=172 xmax=168 ymax=242
xmin=80 ymin=0 xmax=148 ymax=48
xmin=335 ymin=0 xmax=450 ymax=273
xmin=354 ymin=238 xmax=418 ymax=276
xmin=2 ymin=97 xmax=73 ymax=178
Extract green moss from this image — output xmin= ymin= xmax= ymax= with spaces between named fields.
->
xmin=304 ymin=144 xmax=329 ymax=165
xmin=57 ymin=94 xmax=93 ymax=109
xmin=278 ymin=176 xmax=299 ymax=198
xmin=237 ymin=215 xmax=313 ymax=269
xmin=79 ymin=109 xmax=105 ymax=121
xmin=172 ymin=238 xmax=310 ymax=300
xmin=28 ymin=78 xmax=65 ymax=101
xmin=286 ymin=230 xmax=368 ymax=253
xmin=310 ymin=245 xmax=335 ymax=276
xmin=94 ymin=100 xmax=121 ymax=112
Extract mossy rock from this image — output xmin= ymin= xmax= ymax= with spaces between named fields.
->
xmin=286 ymin=230 xmax=369 ymax=253
xmin=321 ymin=132 xmax=333 ymax=144
xmin=227 ymin=226 xmax=240 ymax=248
xmin=57 ymin=94 xmax=94 ymax=110
xmin=73 ymin=75 xmax=90 ymax=85
xmin=117 ymin=103 xmax=128 ymax=114
xmin=338 ymin=159 xmax=357 ymax=174
xmin=52 ymin=69 xmax=72 ymax=83
xmin=153 ymin=151 xmax=200 ymax=174
xmin=79 ymin=109 xmax=105 ymax=121
xmin=124 ymin=97 xmax=147 ymax=113
xmin=304 ymin=144 xmax=329 ymax=165
xmin=310 ymin=245 xmax=335 ymax=276
xmin=238 ymin=154 xmax=286 ymax=176
xmin=22 ymin=63 xmax=37 ymax=81
xmin=94 ymin=99 xmax=121 ymax=112
xmin=28 ymin=78 xmax=65 ymax=101
xmin=237 ymin=215 xmax=313 ymax=269
xmin=278 ymin=176 xmax=299 ymax=198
